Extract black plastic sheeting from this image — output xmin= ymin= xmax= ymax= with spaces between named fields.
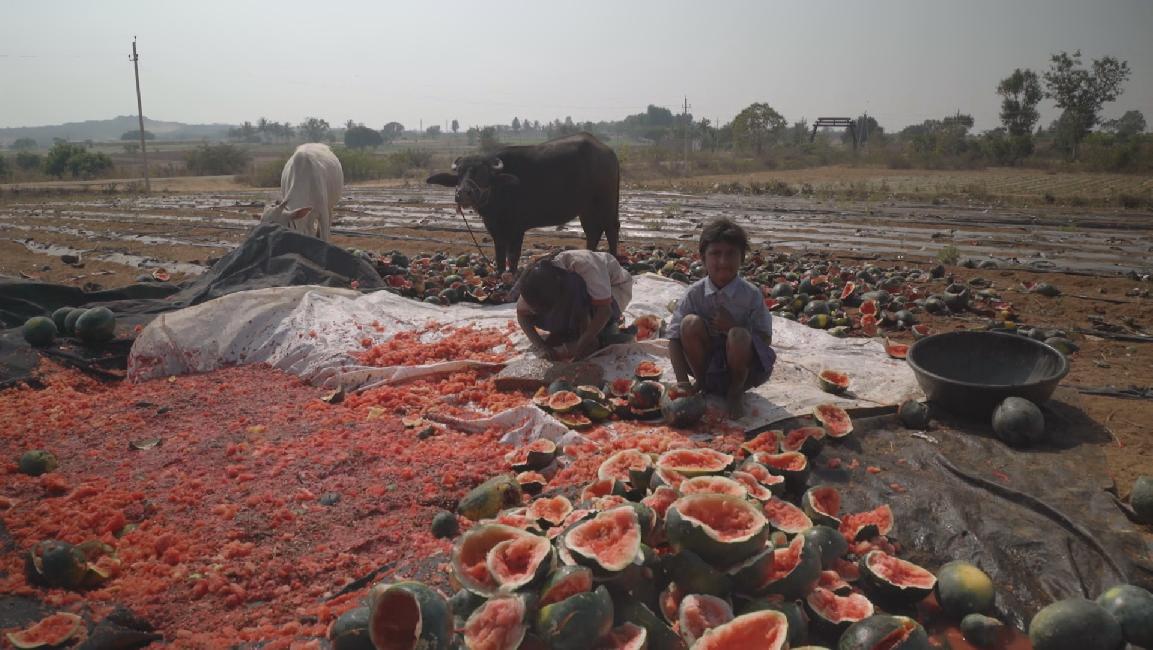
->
xmin=0 ymin=224 xmax=384 ymax=386
xmin=774 ymin=389 xmax=1153 ymax=630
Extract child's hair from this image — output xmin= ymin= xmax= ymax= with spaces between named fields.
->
xmin=699 ymin=217 xmax=750 ymax=257
xmin=518 ymin=259 xmax=566 ymax=312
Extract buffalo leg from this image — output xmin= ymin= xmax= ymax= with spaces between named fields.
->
xmin=578 ymin=213 xmax=605 ymax=251
xmin=507 ymin=231 xmax=526 ymax=274
xmin=605 ymin=216 xmax=621 ymax=258
xmin=493 ymin=239 xmax=508 ymax=275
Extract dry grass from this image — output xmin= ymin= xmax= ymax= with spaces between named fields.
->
xmin=635 ymin=165 xmax=1153 ymax=205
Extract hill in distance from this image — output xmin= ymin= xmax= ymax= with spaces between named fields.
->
xmin=0 ymin=116 xmax=236 ymax=145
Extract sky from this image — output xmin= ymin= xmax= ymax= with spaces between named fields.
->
xmin=1 ymin=0 xmax=1151 ymax=133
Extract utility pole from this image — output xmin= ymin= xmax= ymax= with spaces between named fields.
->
xmin=130 ymin=37 xmax=150 ymax=192
xmin=682 ymin=96 xmax=691 ymax=176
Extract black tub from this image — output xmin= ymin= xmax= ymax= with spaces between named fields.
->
xmin=905 ymin=331 xmax=1069 ymax=418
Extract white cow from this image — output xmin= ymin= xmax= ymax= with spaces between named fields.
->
xmin=258 ymin=143 xmax=344 ymax=241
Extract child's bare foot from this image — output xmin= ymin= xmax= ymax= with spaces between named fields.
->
xmin=725 ymin=390 xmax=745 ymax=419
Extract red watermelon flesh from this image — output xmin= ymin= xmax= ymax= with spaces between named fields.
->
xmin=806 ymin=587 xmax=874 ymax=625
xmin=527 ymin=496 xmax=573 ymax=528
xmin=740 ymin=430 xmax=780 ymax=457
xmin=487 ymin=536 xmax=552 ymax=590
xmin=598 ymin=449 xmax=652 ymax=483
xmin=641 ymin=486 xmax=680 ymax=519
xmin=594 ymin=623 xmax=648 ymax=650
xmin=692 ymin=611 xmax=789 ymax=650
xmin=813 ymin=404 xmax=854 ymax=438
xmin=839 ymin=505 xmax=894 ymax=541
xmin=464 ymin=597 xmax=527 ymax=650
xmin=762 ymin=498 xmax=813 ymax=534
xmin=730 ymin=471 xmax=774 ymax=501
xmin=678 ymin=594 xmax=735 ymax=646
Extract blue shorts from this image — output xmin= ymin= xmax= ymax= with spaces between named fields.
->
xmin=702 ymin=334 xmax=776 ymax=396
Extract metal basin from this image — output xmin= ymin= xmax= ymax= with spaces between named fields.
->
xmin=906 ymin=331 xmax=1068 ymax=418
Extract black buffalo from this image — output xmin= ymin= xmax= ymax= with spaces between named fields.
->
xmin=426 ymin=132 xmax=620 ymax=273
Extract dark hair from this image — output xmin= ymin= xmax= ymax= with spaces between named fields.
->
xmin=699 ymin=217 xmax=749 ymax=257
xmin=518 ymin=260 xmax=566 ymax=312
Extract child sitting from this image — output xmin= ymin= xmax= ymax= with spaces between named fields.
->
xmin=668 ymin=218 xmax=775 ymax=418
xmin=516 ymin=250 xmax=635 ymax=361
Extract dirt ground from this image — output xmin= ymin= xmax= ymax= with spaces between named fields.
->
xmin=1 ymin=169 xmax=1151 ymax=499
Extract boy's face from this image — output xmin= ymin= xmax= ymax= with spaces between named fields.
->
xmin=703 ymin=241 xmax=743 ymax=287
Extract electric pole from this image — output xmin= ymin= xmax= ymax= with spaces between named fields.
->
xmin=682 ymin=96 xmax=691 ymax=176
xmin=130 ymin=37 xmax=150 ymax=192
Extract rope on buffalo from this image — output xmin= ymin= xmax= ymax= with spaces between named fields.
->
xmin=456 ymin=204 xmax=494 ymax=268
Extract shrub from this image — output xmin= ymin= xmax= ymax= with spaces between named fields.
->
xmin=0 ymin=155 xmax=10 ymax=179
xmin=937 ymin=244 xmax=960 ymax=266
xmin=185 ymin=143 xmax=251 ymax=175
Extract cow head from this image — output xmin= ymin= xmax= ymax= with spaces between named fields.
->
xmin=257 ymin=200 xmax=312 ymax=228
xmin=426 ymin=156 xmax=519 ymax=209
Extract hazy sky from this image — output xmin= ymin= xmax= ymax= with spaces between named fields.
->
xmin=2 ymin=0 xmax=1150 ymax=133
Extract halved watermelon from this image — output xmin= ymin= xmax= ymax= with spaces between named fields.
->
xmin=839 ymin=504 xmax=894 ymax=542
xmin=692 ymin=610 xmax=789 ymax=650
xmin=840 ymin=282 xmax=856 ymax=301
xmin=677 ymin=594 xmax=735 ymax=646
xmin=548 ymin=391 xmax=584 ymax=413
xmin=762 ymin=498 xmax=813 ymax=535
xmin=738 ymin=461 xmax=787 ymax=495
xmin=884 ymin=339 xmax=909 ymax=360
xmin=487 ymin=536 xmax=554 ymax=591
xmin=464 ymin=596 xmax=527 ymax=650
xmin=5 ymin=613 xmax=84 ymax=649
xmin=656 ymin=448 xmax=734 ymax=477
xmin=729 ymin=471 xmax=774 ymax=501
xmin=860 ymin=300 xmax=879 ymax=317
xmin=609 ymin=378 xmax=635 ymax=398
xmin=597 ymin=449 xmax=654 ymax=487
xmin=754 ymin=451 xmax=810 ymax=492
xmin=505 ymin=439 xmax=558 ymax=472
xmin=739 ymin=430 xmax=780 ymax=458
xmin=594 ymin=622 xmax=649 ymax=650
xmin=565 ymin=507 xmax=642 ymax=574
xmin=539 ymin=566 xmax=594 ymax=607
xmin=527 ymin=496 xmax=574 ymax=529
xmin=861 ymin=314 xmax=878 ymax=337
xmin=806 ymin=586 xmax=875 ymax=633
xmin=634 ymin=360 xmax=663 ymax=380
xmin=802 ymin=485 xmax=843 ymax=528
xmin=679 ymin=476 xmax=748 ymax=499
xmin=813 ymin=404 xmax=854 ymax=438
xmin=818 ymin=370 xmax=850 ymax=395
xmin=859 ymin=550 xmax=936 ymax=605
xmin=781 ymin=426 xmax=826 ymax=457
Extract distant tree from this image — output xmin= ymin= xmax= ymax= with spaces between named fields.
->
xmin=43 ymin=142 xmax=88 ymax=178
xmin=511 ymin=117 xmax=521 ymax=133
xmin=451 ymin=119 xmax=460 ymax=134
xmin=123 ymin=143 xmax=140 ymax=154
xmin=344 ymin=125 xmax=383 ymax=149
xmin=479 ymin=127 xmax=501 ymax=153
xmin=229 ymin=121 xmax=258 ymax=142
xmin=731 ymin=103 xmax=787 ymax=155
xmin=15 ymin=151 xmax=41 ymax=171
xmin=11 ymin=138 xmax=37 ymax=151
xmin=120 ymin=130 xmax=155 ymax=141
xmin=257 ymin=117 xmax=270 ymax=141
xmin=184 ymin=143 xmax=251 ymax=175
xmin=298 ymin=117 xmax=332 ymax=143
xmin=1101 ymin=110 xmax=1146 ymax=139
xmin=0 ymin=155 xmax=10 ymax=179
xmin=52 ymin=137 xmax=67 ymax=146
xmin=381 ymin=122 xmax=405 ymax=142
xmin=43 ymin=142 xmax=112 ymax=179
xmin=426 ymin=125 xmax=442 ymax=137
xmin=466 ymin=127 xmax=479 ymax=146
xmin=997 ymin=69 xmax=1043 ymax=137
xmin=1043 ymin=50 xmax=1131 ymax=159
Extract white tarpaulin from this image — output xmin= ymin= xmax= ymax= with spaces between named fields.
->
xmin=128 ymin=275 xmax=922 ymax=432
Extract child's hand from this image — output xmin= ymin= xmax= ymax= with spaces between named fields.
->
xmin=711 ymin=305 xmax=736 ymax=333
